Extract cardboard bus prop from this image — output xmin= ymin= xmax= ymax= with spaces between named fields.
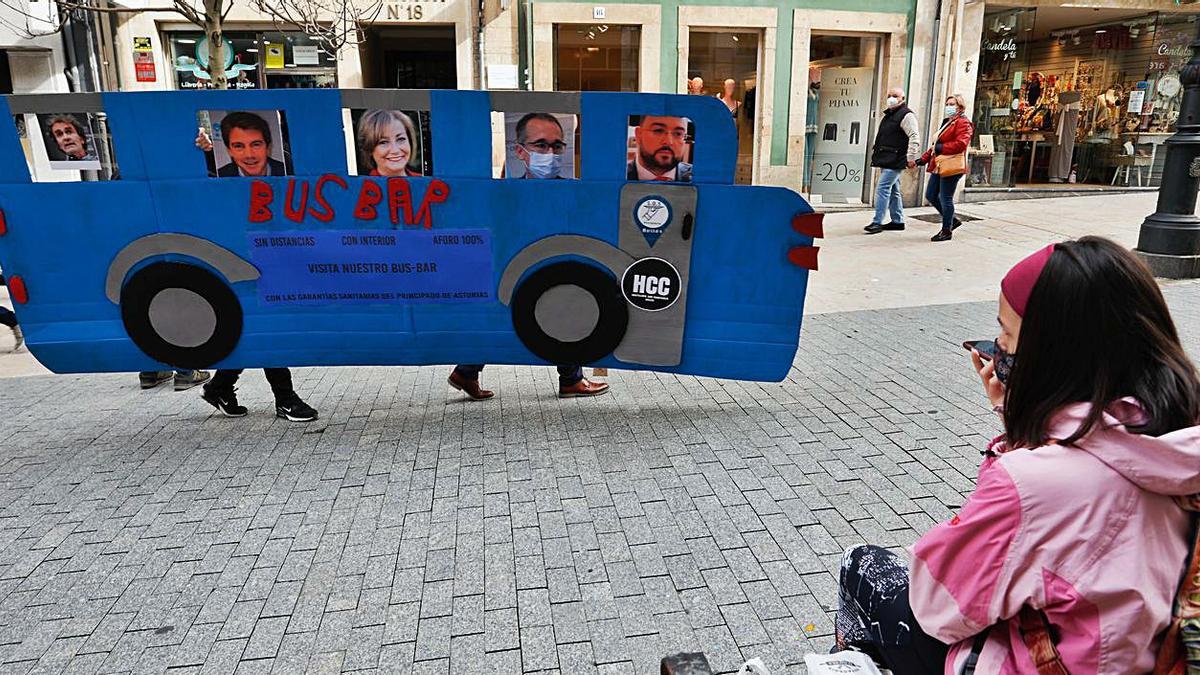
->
xmin=0 ymin=90 xmax=822 ymax=382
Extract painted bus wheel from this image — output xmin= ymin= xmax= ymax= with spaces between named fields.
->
xmin=120 ymin=262 xmax=242 ymax=369
xmin=511 ymin=261 xmax=628 ymax=365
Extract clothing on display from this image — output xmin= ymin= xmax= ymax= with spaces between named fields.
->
xmin=1048 ymin=91 xmax=1080 ymax=182
xmin=823 ymin=124 xmax=838 ymax=141
xmin=849 ymin=122 xmax=861 ymax=145
xmin=717 ymin=94 xmax=740 ymax=119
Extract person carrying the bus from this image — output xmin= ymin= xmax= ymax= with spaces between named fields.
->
xmin=447 ymin=112 xmax=610 ymax=401
xmin=192 ymin=112 xmax=317 ymax=422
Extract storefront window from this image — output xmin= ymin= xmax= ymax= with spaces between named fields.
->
xmin=688 ymin=30 xmax=760 ymax=185
xmin=261 ymin=31 xmax=338 ymax=89
xmin=970 ymin=9 xmax=1195 ymax=190
xmin=554 ymin=24 xmax=640 ymax=91
xmin=805 ymin=35 xmax=881 ymax=204
xmin=970 ymin=8 xmax=1036 ymax=188
xmin=168 ymin=31 xmax=338 ymax=90
xmin=170 ymin=32 xmax=260 ymax=89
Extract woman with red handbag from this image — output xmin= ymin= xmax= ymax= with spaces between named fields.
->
xmin=917 ymin=95 xmax=974 ymax=242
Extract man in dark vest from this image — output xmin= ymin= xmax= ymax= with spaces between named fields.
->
xmin=865 ymin=88 xmax=920 ymax=235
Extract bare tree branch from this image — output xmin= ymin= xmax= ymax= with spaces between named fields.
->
xmin=252 ymin=0 xmax=384 ymax=57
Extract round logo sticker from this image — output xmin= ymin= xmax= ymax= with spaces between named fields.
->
xmin=621 ymin=257 xmax=682 ymax=312
xmin=634 ymin=197 xmax=672 ymax=231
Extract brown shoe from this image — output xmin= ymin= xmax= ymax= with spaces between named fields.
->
xmin=448 ymin=371 xmax=494 ymax=400
xmin=559 ymin=378 xmax=610 ymax=398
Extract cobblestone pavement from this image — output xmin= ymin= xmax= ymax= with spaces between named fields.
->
xmin=1 ymin=282 xmax=1198 ymax=674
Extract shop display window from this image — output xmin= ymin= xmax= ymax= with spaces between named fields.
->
xmin=970 ymin=9 xmax=1195 ymax=190
xmin=687 ymin=31 xmax=759 ymax=185
xmin=169 ymin=31 xmax=338 ymax=91
xmin=804 ymin=35 xmax=881 ymax=204
xmin=554 ymin=24 xmax=640 ymax=92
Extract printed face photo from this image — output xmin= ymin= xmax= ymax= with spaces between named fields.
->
xmin=199 ymin=110 xmax=291 ymax=178
xmin=627 ymin=115 xmax=694 ymax=183
xmin=348 ymin=109 xmax=432 ymax=177
xmin=38 ymin=112 xmax=102 ymax=171
xmin=503 ymin=112 xmax=577 ymax=180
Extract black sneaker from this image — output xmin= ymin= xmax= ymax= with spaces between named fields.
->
xmin=931 ymin=229 xmax=953 ymax=242
xmin=276 ymin=398 xmax=318 ymax=422
xmin=865 ymin=222 xmax=905 ymax=235
xmin=202 ymin=387 xmax=248 ymax=417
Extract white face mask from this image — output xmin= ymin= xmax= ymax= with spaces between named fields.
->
xmin=525 ymin=150 xmax=562 ymax=179
xmin=945 ymin=105 xmax=959 ymax=117
xmin=886 ymin=96 xmax=900 ymax=108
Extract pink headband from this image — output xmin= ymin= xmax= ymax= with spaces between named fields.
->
xmin=1001 ymin=245 xmax=1056 ymax=317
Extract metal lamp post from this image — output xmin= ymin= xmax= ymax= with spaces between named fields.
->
xmin=1136 ymin=18 xmax=1200 ymax=278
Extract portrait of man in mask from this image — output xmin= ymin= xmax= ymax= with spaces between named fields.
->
xmin=506 ymin=112 xmax=573 ymax=180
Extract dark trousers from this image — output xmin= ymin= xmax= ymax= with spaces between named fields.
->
xmin=835 ymin=545 xmax=949 ymax=675
xmin=206 ymin=368 xmax=296 ymax=402
xmin=454 ymin=364 xmax=584 ymax=387
xmin=924 ymin=172 xmax=963 ymax=233
xmin=0 ymin=306 xmax=15 ymax=328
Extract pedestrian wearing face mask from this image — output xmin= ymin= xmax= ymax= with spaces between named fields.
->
xmin=831 ymin=238 xmax=1200 ymax=674
xmin=447 ymin=112 xmax=610 ymax=401
xmin=865 ymin=88 xmax=921 ymax=235
xmin=916 ymin=95 xmax=973 ymax=242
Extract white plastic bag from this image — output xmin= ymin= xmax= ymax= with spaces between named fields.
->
xmin=736 ymin=657 xmax=771 ymax=675
xmin=803 ymin=650 xmax=884 ymax=675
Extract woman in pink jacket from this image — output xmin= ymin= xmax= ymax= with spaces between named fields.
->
xmin=833 ymin=237 xmax=1200 ymax=674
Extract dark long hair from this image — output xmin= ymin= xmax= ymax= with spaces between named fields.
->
xmin=1003 ymin=237 xmax=1200 ymax=448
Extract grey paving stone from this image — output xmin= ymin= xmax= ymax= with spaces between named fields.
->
xmin=484 ymin=608 xmax=519 ymax=653
xmin=587 ymin=618 xmax=629 ymax=665
xmin=519 ymin=625 xmax=558 ymax=671
xmin=243 ymin=615 xmax=289 ymax=661
xmin=556 ymin=641 xmax=597 ymax=674
xmin=517 ymin=588 xmax=552 ymax=628
xmin=451 ymin=594 xmax=485 ymax=638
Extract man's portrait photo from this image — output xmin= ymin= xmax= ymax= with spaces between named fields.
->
xmin=38 ymin=113 xmax=102 ymax=171
xmin=627 ymin=115 xmax=694 ymax=183
xmin=197 ymin=110 xmax=291 ymax=178
xmin=503 ymin=112 xmax=577 ymax=180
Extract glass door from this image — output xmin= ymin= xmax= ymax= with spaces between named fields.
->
xmin=687 ymin=30 xmax=761 ymax=184
xmin=805 ymin=34 xmax=882 ymax=204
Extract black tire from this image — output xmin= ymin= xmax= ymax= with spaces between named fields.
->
xmin=120 ymin=262 xmax=242 ymax=369
xmin=511 ymin=261 xmax=628 ymax=365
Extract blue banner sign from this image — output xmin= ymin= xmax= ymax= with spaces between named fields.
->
xmin=248 ymin=229 xmax=495 ymax=305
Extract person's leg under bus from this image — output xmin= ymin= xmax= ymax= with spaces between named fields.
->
xmin=557 ymin=365 xmax=609 ymax=398
xmin=202 ymin=369 xmax=248 ymax=417
xmin=267 ymin=368 xmax=318 ymax=422
xmin=448 ymin=364 xmax=494 ymax=400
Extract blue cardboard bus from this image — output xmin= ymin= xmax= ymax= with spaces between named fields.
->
xmin=0 ymin=89 xmax=821 ymax=382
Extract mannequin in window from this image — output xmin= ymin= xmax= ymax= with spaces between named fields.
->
xmin=805 ymin=68 xmax=821 ymax=192
xmin=1049 ymin=91 xmax=1081 ymax=183
xmin=717 ymin=79 xmax=741 ymax=119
